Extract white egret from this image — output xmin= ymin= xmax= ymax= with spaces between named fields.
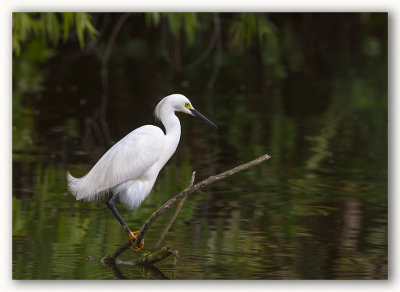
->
xmin=67 ymin=94 xmax=217 ymax=251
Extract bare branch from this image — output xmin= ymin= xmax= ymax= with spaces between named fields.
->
xmin=102 ymin=153 xmax=271 ymax=263
xmin=153 ymin=171 xmax=195 ymax=248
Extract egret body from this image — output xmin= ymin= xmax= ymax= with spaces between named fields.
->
xmin=67 ymin=94 xmax=217 ymax=251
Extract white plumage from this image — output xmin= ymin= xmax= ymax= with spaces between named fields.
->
xmin=67 ymin=125 xmax=165 ymax=208
xmin=67 ymin=94 xmax=217 ymax=209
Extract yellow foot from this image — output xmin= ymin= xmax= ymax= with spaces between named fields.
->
xmin=128 ymin=231 xmax=144 ymax=252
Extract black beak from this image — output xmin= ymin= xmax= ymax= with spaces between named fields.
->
xmin=190 ymin=109 xmax=218 ymax=129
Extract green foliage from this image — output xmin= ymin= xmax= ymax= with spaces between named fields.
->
xmin=145 ymin=12 xmax=277 ymax=53
xmin=182 ymin=13 xmax=200 ymax=45
xmin=229 ymin=14 xmax=277 ymax=52
xmin=12 ymin=12 xmax=98 ymax=55
xmin=145 ymin=12 xmax=160 ymax=26
xmin=145 ymin=12 xmax=200 ymax=45
xmin=12 ymin=39 xmax=56 ymax=152
xmin=74 ymin=13 xmax=97 ymax=48
xmin=145 ymin=12 xmax=284 ymax=78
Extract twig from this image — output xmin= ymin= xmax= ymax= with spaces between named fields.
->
xmin=184 ymin=13 xmax=221 ymax=70
xmin=102 ymin=241 xmax=132 ymax=262
xmin=103 ymin=153 xmax=271 ymax=262
xmin=153 ymin=172 xmax=195 ymax=248
xmin=207 ymin=31 xmax=222 ymax=91
xmin=137 ymin=246 xmax=176 ymax=265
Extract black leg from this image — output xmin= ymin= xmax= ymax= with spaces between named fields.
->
xmin=106 ymin=193 xmax=144 ymax=251
xmin=106 ymin=193 xmax=132 ymax=234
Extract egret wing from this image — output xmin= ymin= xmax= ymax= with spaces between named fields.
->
xmin=68 ymin=125 xmax=165 ymax=200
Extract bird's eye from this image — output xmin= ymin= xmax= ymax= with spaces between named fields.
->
xmin=185 ymin=102 xmax=190 ymax=108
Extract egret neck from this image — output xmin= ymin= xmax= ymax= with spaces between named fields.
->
xmin=157 ymin=104 xmax=182 ymax=167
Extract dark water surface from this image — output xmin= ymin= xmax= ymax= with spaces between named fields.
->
xmin=12 ymin=13 xmax=387 ymax=279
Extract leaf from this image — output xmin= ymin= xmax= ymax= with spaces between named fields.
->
xmin=145 ymin=12 xmax=160 ymax=27
xmin=62 ymin=12 xmax=74 ymax=43
xmin=12 ymin=33 xmax=21 ymax=55
xmin=229 ymin=20 xmax=245 ymax=52
xmin=74 ymin=13 xmax=98 ymax=48
xmin=47 ymin=13 xmax=60 ymax=45
xmin=11 ymin=13 xmax=96 ymax=55
xmin=165 ymin=13 xmax=182 ymax=38
xmin=183 ymin=13 xmax=199 ymax=45
xmin=245 ymin=14 xmax=255 ymax=47
xmin=84 ymin=15 xmax=98 ymax=41
xmin=74 ymin=13 xmax=85 ymax=48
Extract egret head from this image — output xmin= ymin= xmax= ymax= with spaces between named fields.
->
xmin=155 ymin=94 xmax=217 ymax=129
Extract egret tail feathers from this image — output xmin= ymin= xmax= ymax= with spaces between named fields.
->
xmin=67 ymin=171 xmax=79 ymax=197
xmin=67 ymin=171 xmax=108 ymax=201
